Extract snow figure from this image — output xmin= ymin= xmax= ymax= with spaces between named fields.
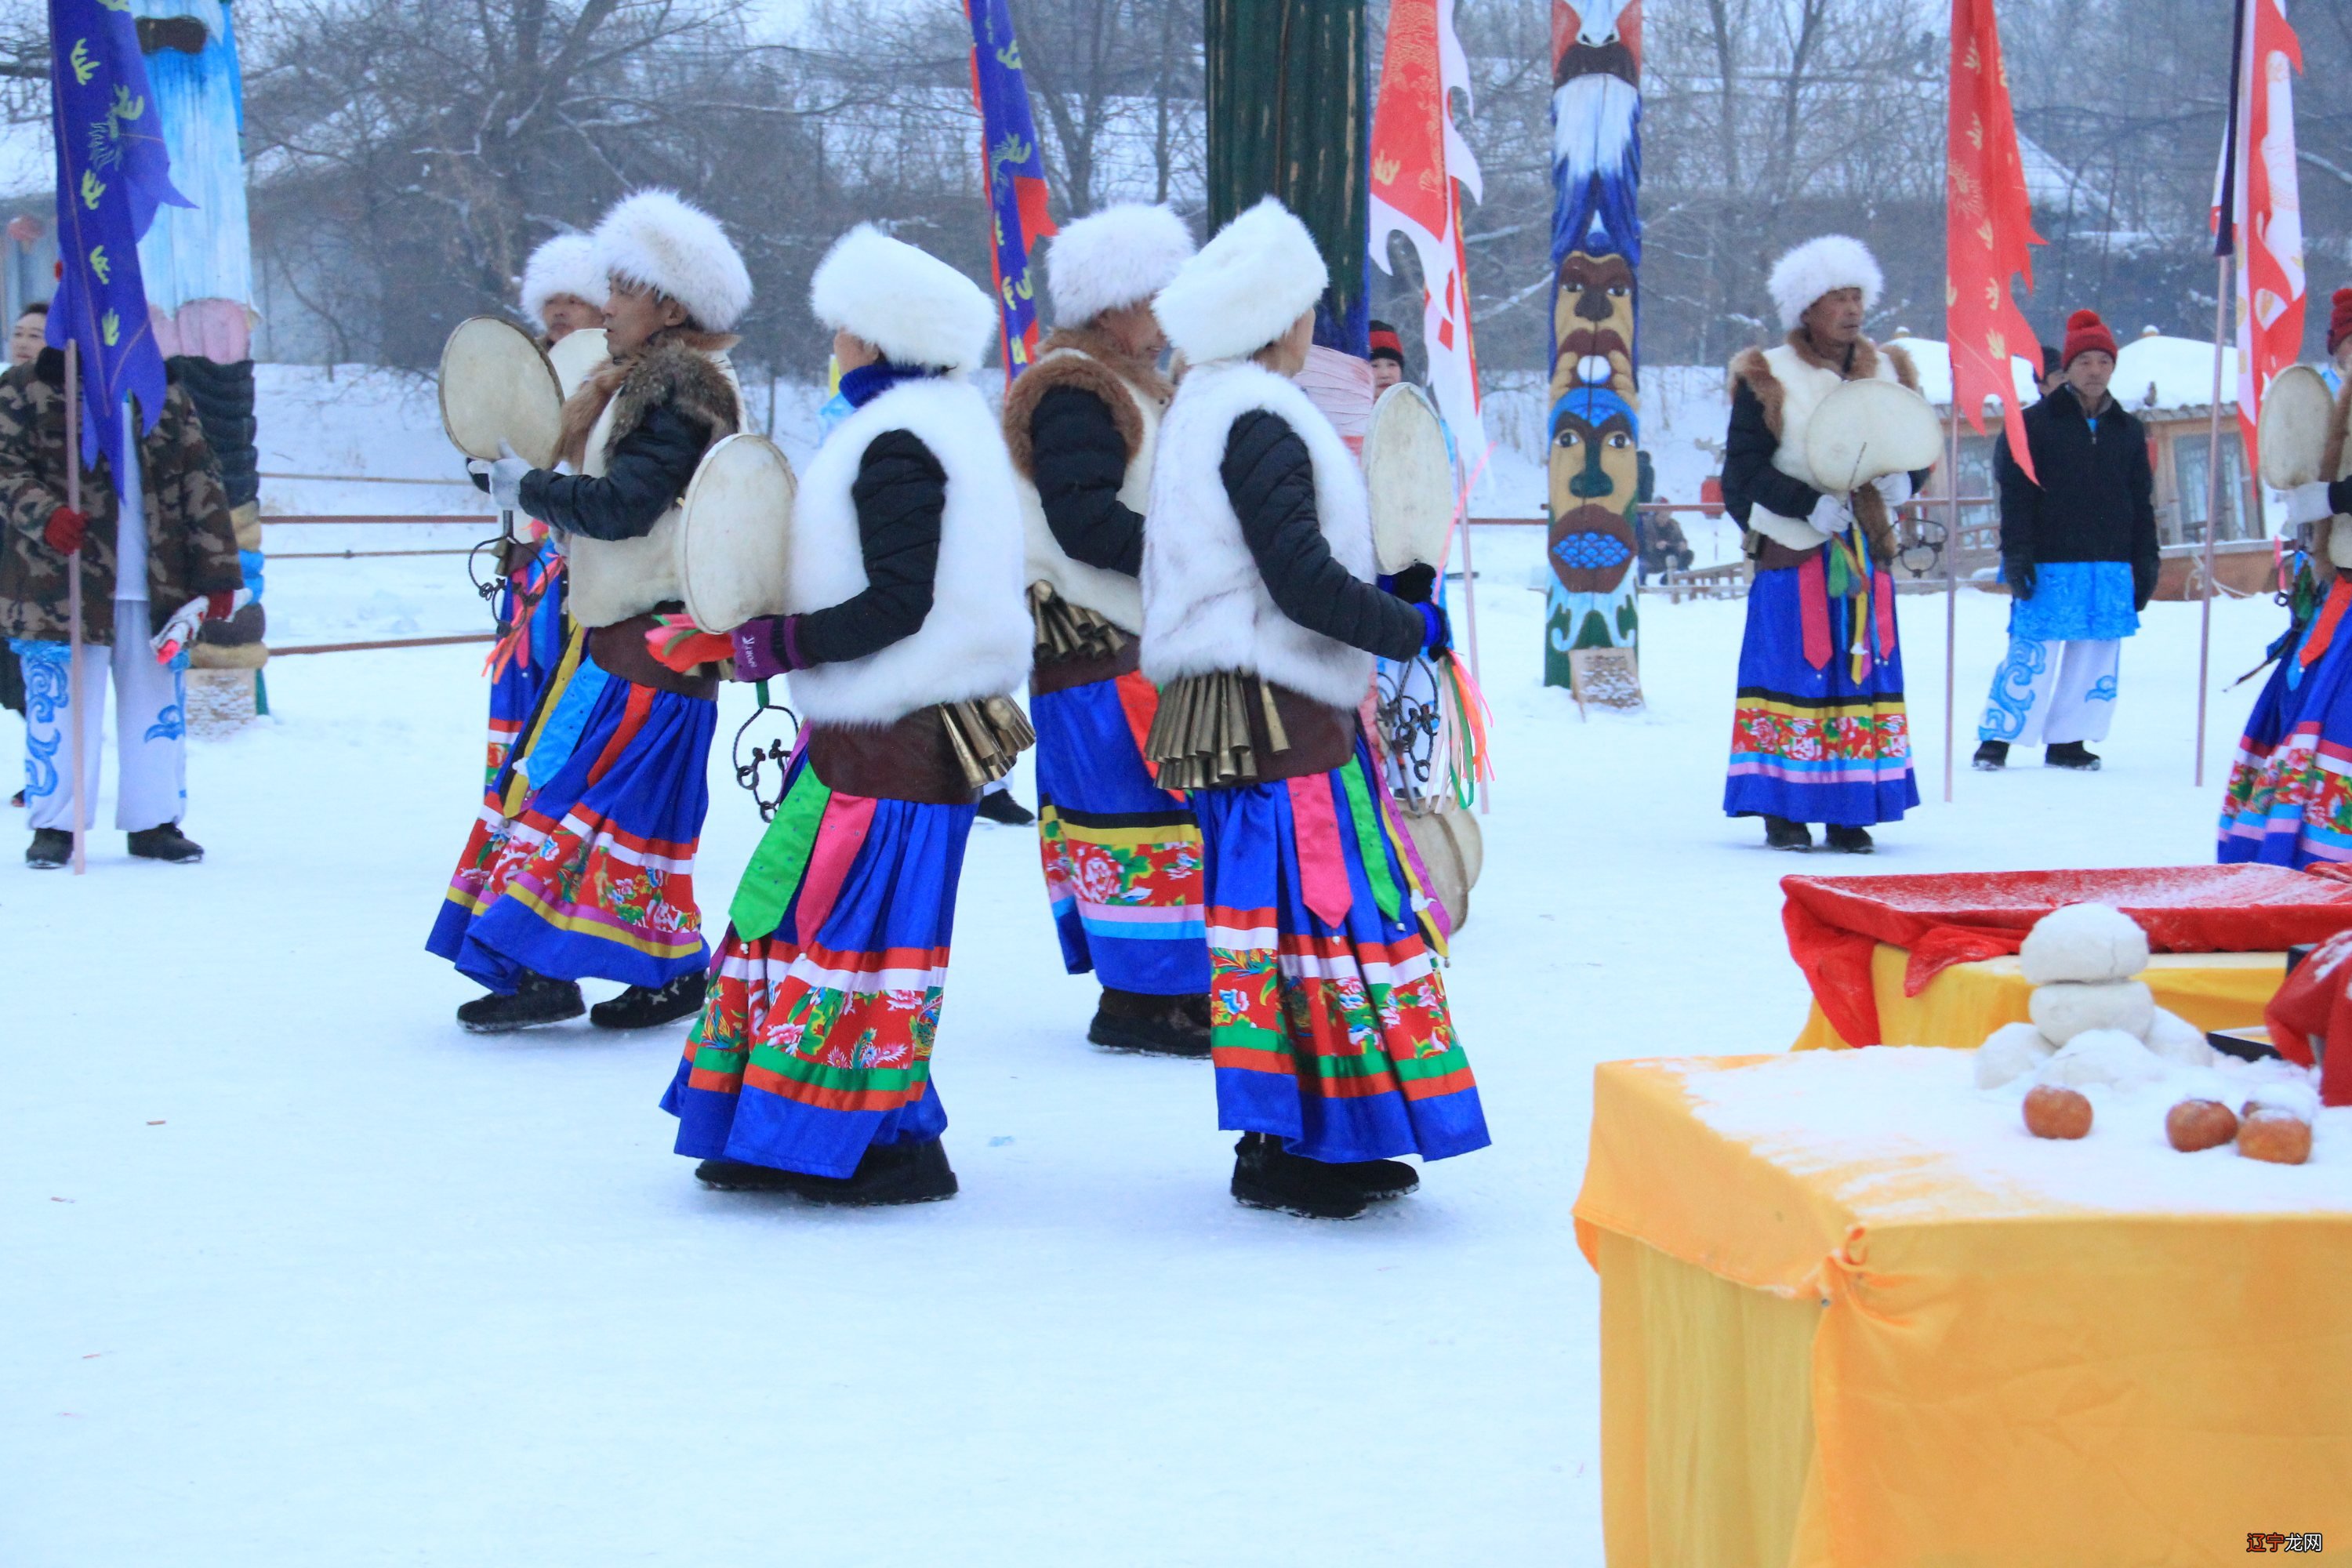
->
xmin=131 ymin=0 xmax=266 ymax=711
xmin=1545 ymin=0 xmax=1644 ymax=682
xmin=1972 ymin=903 xmax=2216 ymax=1089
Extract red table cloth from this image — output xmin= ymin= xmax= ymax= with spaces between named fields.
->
xmin=1782 ymin=865 xmax=2352 ymax=1048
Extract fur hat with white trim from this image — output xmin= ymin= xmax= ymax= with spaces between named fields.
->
xmin=809 ymin=224 xmax=996 ymax=373
xmin=1152 ymin=197 xmax=1327 ymax=365
xmin=1767 ymin=234 xmax=1883 ymax=332
xmin=518 ymin=234 xmax=605 ymax=325
xmin=1046 ymin=203 xmax=1196 ymax=328
xmin=592 ymin=189 xmax=753 ymax=334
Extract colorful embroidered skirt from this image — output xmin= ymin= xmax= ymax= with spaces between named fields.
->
xmin=1033 ymin=670 xmax=1209 ymax=995
xmin=432 ymin=673 xmax=715 ymax=993
xmin=482 ymin=543 xmax=568 ymax=784
xmin=662 ymin=756 xmax=975 ymax=1178
xmin=1723 ymin=560 xmax=1918 ymax=826
xmin=2219 ymin=601 xmax=2352 ymax=866
xmin=1194 ymin=741 xmax=1488 ymax=1165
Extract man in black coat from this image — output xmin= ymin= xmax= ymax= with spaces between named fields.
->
xmin=1973 ymin=309 xmax=2158 ymax=772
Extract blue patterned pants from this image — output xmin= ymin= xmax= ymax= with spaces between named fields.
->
xmin=1978 ymin=636 xmax=2120 ymax=747
xmin=11 ymin=604 xmax=189 ymax=833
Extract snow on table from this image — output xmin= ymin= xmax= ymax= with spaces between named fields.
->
xmin=1682 ymin=1046 xmax=2350 ymax=1221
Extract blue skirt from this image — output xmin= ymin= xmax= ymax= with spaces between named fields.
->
xmin=662 ymin=755 xmax=974 ymax=1178
xmin=437 ymin=675 xmax=716 ymax=993
xmin=1194 ymin=742 xmax=1489 ymax=1164
xmin=1723 ymin=562 xmax=1918 ymax=826
xmin=2219 ymin=601 xmax=2352 ymax=866
xmin=1033 ymin=670 xmax=1210 ymax=996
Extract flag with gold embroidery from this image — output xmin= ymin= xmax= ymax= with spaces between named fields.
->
xmin=964 ymin=0 xmax=1055 ymax=378
xmin=1945 ymin=0 xmax=2041 ymax=484
xmin=45 ymin=0 xmax=191 ymax=474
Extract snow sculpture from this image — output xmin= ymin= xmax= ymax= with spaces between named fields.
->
xmin=1973 ymin=902 xmax=2217 ymax=1088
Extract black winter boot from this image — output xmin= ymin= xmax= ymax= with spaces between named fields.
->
xmin=693 ymin=1158 xmax=800 ymax=1192
xmin=25 ymin=828 xmax=69 ymax=869
xmin=1823 ymin=824 xmax=1875 ymax=854
xmin=788 ymin=1137 xmax=960 ymax=1206
xmin=1326 ymin=1156 xmax=1420 ymax=1200
xmin=1763 ymin=815 xmax=1813 ymax=851
xmin=1229 ymin=1133 xmax=1370 ymax=1220
xmin=2045 ymin=741 xmax=2102 ymax=771
xmin=589 ymin=971 xmax=707 ymax=1030
xmin=975 ymin=789 xmax=1035 ymax=826
xmin=456 ymin=971 xmax=586 ymax=1033
xmin=1973 ymin=739 xmax=2009 ymax=771
xmin=127 ymin=824 xmax=204 ymax=863
xmin=1088 ymin=987 xmax=1212 ymax=1058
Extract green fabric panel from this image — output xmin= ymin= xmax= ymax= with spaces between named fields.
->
xmin=726 ymin=768 xmax=832 ymax=942
xmin=1338 ymin=758 xmax=1403 ymax=924
xmin=1203 ymin=0 xmax=1367 ymax=313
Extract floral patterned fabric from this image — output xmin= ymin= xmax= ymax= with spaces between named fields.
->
xmin=432 ymin=674 xmax=714 ymax=993
xmin=1192 ymin=742 xmax=1488 ymax=1164
xmin=1033 ymin=670 xmax=1209 ymax=996
xmin=663 ymin=757 xmax=976 ymax=1179
xmin=2220 ymin=610 xmax=2352 ymax=866
xmin=1724 ymin=561 xmax=1918 ymax=826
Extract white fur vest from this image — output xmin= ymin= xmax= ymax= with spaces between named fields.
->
xmin=784 ymin=376 xmax=1031 ymax=726
xmin=565 ymin=347 xmax=742 ymax=628
xmin=1736 ymin=336 xmax=1908 ymax=553
xmin=1140 ymin=359 xmax=1377 ymax=710
xmin=1014 ymin=344 xmax=1159 ymax=632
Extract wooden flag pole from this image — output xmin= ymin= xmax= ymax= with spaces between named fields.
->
xmin=64 ymin=341 xmax=86 ymax=876
xmin=2194 ymin=252 xmax=2229 ymax=789
xmin=1944 ymin=399 xmax=1962 ymax=803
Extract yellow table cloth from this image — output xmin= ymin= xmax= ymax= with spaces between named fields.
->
xmin=1573 ymin=1051 xmax=2352 ymax=1568
xmin=1791 ymin=945 xmax=2285 ymax=1051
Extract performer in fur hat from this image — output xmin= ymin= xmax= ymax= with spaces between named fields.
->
xmin=999 ymin=201 xmax=1211 ymax=1058
xmin=433 ymin=190 xmax=747 ymax=1033
xmin=2223 ymin=286 xmax=2352 ymax=866
xmin=1141 ymin=198 xmax=1488 ymax=1221
xmin=1720 ymin=234 xmax=1925 ymax=852
xmin=664 ymin=225 xmax=1032 ymax=1207
xmin=426 ymin=233 xmax=609 ymax=1005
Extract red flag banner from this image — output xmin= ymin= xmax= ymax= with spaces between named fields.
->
xmin=2229 ymin=0 xmax=2305 ymax=477
xmin=1944 ymin=0 xmax=2042 ymax=484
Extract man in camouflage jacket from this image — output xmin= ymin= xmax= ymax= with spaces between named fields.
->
xmin=0 ymin=346 xmax=243 ymax=866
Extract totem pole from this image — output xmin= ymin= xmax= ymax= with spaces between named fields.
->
xmin=133 ymin=0 xmax=264 ymax=719
xmin=1544 ymin=0 xmax=1643 ymax=688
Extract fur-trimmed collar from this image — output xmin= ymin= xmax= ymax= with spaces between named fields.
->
xmin=556 ymin=328 xmax=739 ymax=467
xmin=1000 ymin=325 xmax=1170 ymax=479
xmin=1726 ymin=331 xmax=1918 ymax=437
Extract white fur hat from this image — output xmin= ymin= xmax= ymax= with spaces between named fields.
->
xmin=1152 ymin=198 xmax=1327 ymax=365
xmin=1767 ymin=234 xmax=1883 ymax=332
xmin=518 ymin=234 xmax=604 ymax=325
xmin=1047 ymin=203 xmax=1196 ymax=328
xmin=809 ymin=224 xmax=996 ymax=373
xmin=593 ymin=189 xmax=753 ymax=334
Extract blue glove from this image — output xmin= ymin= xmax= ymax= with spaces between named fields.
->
xmin=1416 ymin=601 xmax=1452 ymax=656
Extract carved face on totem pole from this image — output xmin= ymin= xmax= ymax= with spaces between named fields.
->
xmin=1552 ymin=250 xmax=1635 ymax=401
xmin=1548 ymin=384 xmax=1639 ymax=596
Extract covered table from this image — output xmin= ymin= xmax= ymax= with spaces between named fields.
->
xmin=1573 ymin=1050 xmax=2351 ymax=1568
xmin=1784 ymin=866 xmax=2352 ymax=1049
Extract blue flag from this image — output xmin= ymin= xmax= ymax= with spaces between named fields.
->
xmin=964 ymin=0 xmax=1055 ymax=377
xmin=46 ymin=0 xmax=191 ymax=475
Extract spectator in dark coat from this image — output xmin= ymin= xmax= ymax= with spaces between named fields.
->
xmin=1973 ymin=309 xmax=2158 ymax=773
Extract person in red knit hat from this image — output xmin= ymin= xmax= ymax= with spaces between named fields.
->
xmin=1973 ymin=307 xmax=2156 ymax=773
xmin=2327 ymin=286 xmax=2352 ymax=390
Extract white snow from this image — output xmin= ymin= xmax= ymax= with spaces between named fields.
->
xmin=1 ymin=366 xmax=2339 ymax=1563
xmin=1683 ymin=1047 xmax=2347 ymax=1222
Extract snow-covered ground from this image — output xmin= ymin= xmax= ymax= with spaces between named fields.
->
xmin=0 ymin=369 xmax=2301 ymax=1563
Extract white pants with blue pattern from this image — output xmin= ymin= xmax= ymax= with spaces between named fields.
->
xmin=12 ymin=604 xmax=188 ymax=833
xmin=1978 ymin=636 xmax=2120 ymax=747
